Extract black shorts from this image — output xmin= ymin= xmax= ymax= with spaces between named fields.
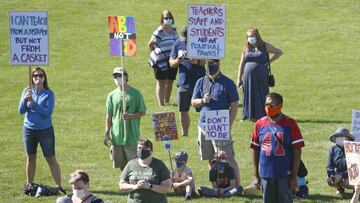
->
xmin=177 ymin=87 xmax=193 ymax=112
xmin=153 ymin=65 xmax=177 ymax=80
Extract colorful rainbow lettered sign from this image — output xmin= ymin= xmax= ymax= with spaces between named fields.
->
xmin=152 ymin=112 xmax=178 ymax=141
xmin=108 ymin=16 xmax=136 ymax=56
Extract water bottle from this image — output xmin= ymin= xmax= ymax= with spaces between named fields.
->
xmin=35 ymin=186 xmax=44 ymax=198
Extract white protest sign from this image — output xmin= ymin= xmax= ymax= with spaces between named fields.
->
xmin=352 ymin=110 xmax=360 ymax=141
xmin=187 ymin=4 xmax=226 ymax=59
xmin=344 ymin=141 xmax=360 ymax=185
xmin=205 ymin=110 xmax=229 ymax=140
xmin=9 ymin=11 xmax=49 ymax=66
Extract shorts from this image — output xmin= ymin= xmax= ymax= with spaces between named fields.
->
xmin=197 ymin=127 xmax=235 ymax=161
xmin=22 ymin=126 xmax=55 ymax=157
xmin=153 ymin=65 xmax=177 ymax=80
xmin=177 ymin=87 xmax=193 ymax=112
xmin=261 ymin=176 xmax=293 ymax=203
xmin=111 ymin=145 xmax=137 ymax=169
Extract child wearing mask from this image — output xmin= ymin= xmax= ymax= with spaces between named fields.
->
xmin=198 ymin=151 xmax=243 ymax=198
xmin=326 ymin=128 xmax=354 ymax=194
xmin=171 ymin=151 xmax=195 ymax=200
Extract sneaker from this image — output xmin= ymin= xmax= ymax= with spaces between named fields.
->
xmin=181 ymin=134 xmax=188 ymax=137
xmin=56 ymin=186 xmax=67 ymax=195
xmin=184 ymin=194 xmax=191 ymax=200
xmin=336 ymin=187 xmax=345 ymax=195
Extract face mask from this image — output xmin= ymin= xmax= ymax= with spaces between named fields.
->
xmin=33 ymin=77 xmax=45 ymax=85
xmin=175 ymin=162 xmax=185 ymax=168
xmin=248 ymin=36 xmax=257 ymax=45
xmin=137 ymin=149 xmax=151 ymax=159
xmin=336 ymin=137 xmax=347 ymax=147
xmin=73 ymin=188 xmax=86 ymax=199
xmin=208 ymin=63 xmax=219 ymax=75
xmin=265 ymin=104 xmax=282 ymax=117
xmin=114 ymin=78 xmax=123 ymax=86
xmin=164 ymin=19 xmax=173 ymax=26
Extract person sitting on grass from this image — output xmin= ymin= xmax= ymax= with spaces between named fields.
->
xmin=171 ymin=151 xmax=195 ymax=200
xmin=198 ymin=151 xmax=243 ymax=198
xmin=326 ymin=127 xmax=354 ymax=195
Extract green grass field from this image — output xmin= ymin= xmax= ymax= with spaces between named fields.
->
xmin=1 ymin=0 xmax=359 ymax=202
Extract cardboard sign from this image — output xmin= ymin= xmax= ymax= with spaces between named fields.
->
xmin=344 ymin=141 xmax=360 ymax=185
xmin=152 ymin=112 xmax=178 ymax=141
xmin=352 ymin=110 xmax=360 ymax=141
xmin=187 ymin=4 xmax=226 ymax=59
xmin=205 ymin=110 xmax=230 ymax=140
xmin=108 ymin=16 xmax=136 ymax=56
xmin=9 ymin=11 xmax=49 ymax=66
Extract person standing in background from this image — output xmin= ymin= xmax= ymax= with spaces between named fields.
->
xmin=148 ymin=10 xmax=179 ymax=106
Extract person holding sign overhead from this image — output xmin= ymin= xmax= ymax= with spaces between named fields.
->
xmin=18 ymin=67 xmax=65 ymax=193
xmin=237 ymin=28 xmax=283 ymax=122
xmin=251 ymin=92 xmax=304 ymax=203
xmin=169 ymin=25 xmax=205 ymax=137
xmin=148 ymin=10 xmax=179 ymax=107
xmin=191 ymin=59 xmax=241 ymax=186
xmin=104 ymin=67 xmax=146 ymax=171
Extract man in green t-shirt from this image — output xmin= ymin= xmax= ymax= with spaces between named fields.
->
xmin=104 ymin=67 xmax=146 ymax=170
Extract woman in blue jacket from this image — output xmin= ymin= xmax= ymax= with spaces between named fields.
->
xmin=19 ymin=67 xmax=64 ymax=192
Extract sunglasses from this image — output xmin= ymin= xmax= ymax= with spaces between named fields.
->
xmin=113 ymin=73 xmax=127 ymax=78
xmin=164 ymin=17 xmax=172 ymax=20
xmin=33 ymin=74 xmax=44 ymax=78
xmin=265 ymin=103 xmax=279 ymax=108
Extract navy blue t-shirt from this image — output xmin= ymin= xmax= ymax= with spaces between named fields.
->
xmin=170 ymin=40 xmax=205 ymax=89
xmin=192 ymin=73 xmax=239 ymax=129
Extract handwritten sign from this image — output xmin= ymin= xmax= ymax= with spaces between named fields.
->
xmin=108 ymin=16 xmax=136 ymax=56
xmin=187 ymin=4 xmax=226 ymax=59
xmin=205 ymin=110 xmax=229 ymax=140
xmin=352 ymin=110 xmax=360 ymax=141
xmin=344 ymin=141 xmax=360 ymax=185
xmin=152 ymin=112 xmax=178 ymax=141
xmin=9 ymin=11 xmax=49 ymax=66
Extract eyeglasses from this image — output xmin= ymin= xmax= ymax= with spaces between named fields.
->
xmin=265 ymin=103 xmax=279 ymax=108
xmin=33 ymin=74 xmax=44 ymax=78
xmin=113 ymin=73 xmax=127 ymax=78
xmin=164 ymin=17 xmax=172 ymax=20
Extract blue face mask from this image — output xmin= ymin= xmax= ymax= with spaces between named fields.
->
xmin=175 ymin=162 xmax=185 ymax=168
xmin=164 ymin=19 xmax=173 ymax=26
xmin=209 ymin=63 xmax=219 ymax=75
xmin=216 ymin=162 xmax=226 ymax=171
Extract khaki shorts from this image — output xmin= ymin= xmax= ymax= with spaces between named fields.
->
xmin=197 ymin=127 xmax=235 ymax=161
xmin=111 ymin=145 xmax=137 ymax=169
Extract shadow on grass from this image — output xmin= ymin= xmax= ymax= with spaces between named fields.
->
xmin=297 ymin=119 xmax=349 ymax=124
xmin=306 ymin=193 xmax=353 ymax=202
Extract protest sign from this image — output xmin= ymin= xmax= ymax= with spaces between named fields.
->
xmin=108 ymin=16 xmax=136 ymax=56
xmin=187 ymin=4 xmax=226 ymax=59
xmin=9 ymin=11 xmax=49 ymax=66
xmin=352 ymin=110 xmax=360 ymax=141
xmin=344 ymin=140 xmax=360 ymax=185
xmin=205 ymin=110 xmax=229 ymax=140
xmin=152 ymin=112 xmax=178 ymax=141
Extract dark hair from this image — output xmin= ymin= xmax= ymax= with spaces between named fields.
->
xmin=138 ymin=139 xmax=153 ymax=151
xmin=69 ymin=170 xmax=89 ymax=184
xmin=160 ymin=10 xmax=175 ymax=25
xmin=266 ymin=92 xmax=283 ymax=104
xmin=31 ymin=67 xmax=49 ymax=89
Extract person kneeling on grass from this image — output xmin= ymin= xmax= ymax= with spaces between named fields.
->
xmin=326 ymin=127 xmax=354 ymax=195
xmin=198 ymin=151 xmax=243 ymax=198
xmin=171 ymin=151 xmax=195 ymax=200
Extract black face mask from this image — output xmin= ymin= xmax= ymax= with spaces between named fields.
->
xmin=209 ymin=64 xmax=219 ymax=75
xmin=137 ymin=149 xmax=151 ymax=159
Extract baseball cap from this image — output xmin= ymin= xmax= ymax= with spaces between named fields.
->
xmin=112 ymin=67 xmax=128 ymax=75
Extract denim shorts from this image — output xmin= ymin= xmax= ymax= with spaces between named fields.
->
xmin=22 ymin=126 xmax=55 ymax=157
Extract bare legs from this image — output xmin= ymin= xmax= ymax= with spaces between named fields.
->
xmin=180 ymin=112 xmax=190 ymax=136
xmin=26 ymin=154 xmax=37 ymax=184
xmin=156 ymin=79 xmax=174 ymax=106
xmin=26 ymin=154 xmax=62 ymax=187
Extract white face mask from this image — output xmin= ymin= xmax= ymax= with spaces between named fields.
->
xmin=33 ymin=77 xmax=45 ymax=85
xmin=73 ymin=188 xmax=86 ymax=199
xmin=114 ymin=78 xmax=124 ymax=86
xmin=248 ymin=36 xmax=257 ymax=45
xmin=336 ymin=137 xmax=347 ymax=147
xmin=164 ymin=19 xmax=173 ymax=26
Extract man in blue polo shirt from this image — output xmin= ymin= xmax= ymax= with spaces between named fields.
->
xmin=169 ymin=26 xmax=205 ymax=137
xmin=191 ymin=59 xmax=240 ymax=186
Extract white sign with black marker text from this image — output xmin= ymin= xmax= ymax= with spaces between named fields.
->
xmin=205 ymin=110 xmax=230 ymax=140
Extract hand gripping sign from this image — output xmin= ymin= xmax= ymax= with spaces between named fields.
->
xmin=108 ymin=16 xmax=136 ymax=56
xmin=205 ymin=110 xmax=230 ymax=140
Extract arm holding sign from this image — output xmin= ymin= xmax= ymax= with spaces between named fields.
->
xmin=18 ymin=88 xmax=32 ymax=114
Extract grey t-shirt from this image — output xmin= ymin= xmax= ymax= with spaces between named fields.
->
xmin=120 ymin=158 xmax=170 ymax=203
